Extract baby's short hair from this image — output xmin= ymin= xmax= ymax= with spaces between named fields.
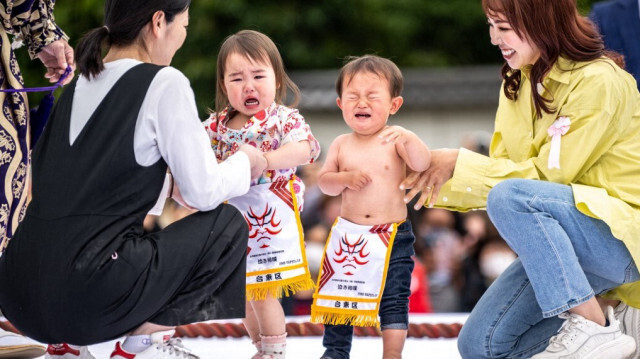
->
xmin=336 ymin=55 xmax=403 ymax=98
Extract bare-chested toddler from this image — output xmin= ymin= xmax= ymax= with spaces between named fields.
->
xmin=311 ymin=55 xmax=431 ymax=359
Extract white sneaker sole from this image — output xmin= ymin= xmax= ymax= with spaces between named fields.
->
xmin=620 ymin=305 xmax=640 ymax=359
xmin=582 ymin=335 xmax=636 ymax=359
xmin=44 ymin=352 xmax=96 ymax=359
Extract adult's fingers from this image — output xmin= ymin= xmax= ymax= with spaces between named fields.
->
xmin=46 ymin=41 xmax=69 ymax=73
xmin=428 ymin=182 xmax=442 ymax=208
xmin=413 ymin=184 xmax=432 ymax=210
xmin=400 ymin=170 xmax=421 ymax=190
xmin=64 ymin=41 xmax=75 ymax=67
xmin=424 ymin=167 xmax=452 ymax=208
xmin=38 ymin=40 xmax=76 ymax=83
xmin=59 ymin=42 xmax=76 ymax=85
xmin=401 ymin=170 xmax=433 ymax=209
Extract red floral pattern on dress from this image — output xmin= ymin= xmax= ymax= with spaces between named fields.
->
xmin=230 ymin=142 xmax=239 ymax=154
xmin=254 ymin=109 xmax=267 ymax=121
xmin=283 ymin=122 xmax=294 ymax=134
xmin=208 ymin=120 xmax=217 ymax=133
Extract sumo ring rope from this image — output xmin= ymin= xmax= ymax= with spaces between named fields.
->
xmin=0 ymin=320 xmax=463 ymax=339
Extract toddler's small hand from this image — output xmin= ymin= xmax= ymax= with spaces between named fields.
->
xmin=378 ymin=125 xmax=406 ymax=145
xmin=345 ymin=171 xmax=372 ymax=191
xmin=239 ymin=144 xmax=267 ymax=179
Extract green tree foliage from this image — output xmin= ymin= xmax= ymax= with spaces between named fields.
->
xmin=16 ymin=0 xmax=602 ymax=115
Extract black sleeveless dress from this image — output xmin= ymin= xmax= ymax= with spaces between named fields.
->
xmin=0 ymin=64 xmax=248 ymax=345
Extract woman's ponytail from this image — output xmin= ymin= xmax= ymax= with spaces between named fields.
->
xmin=75 ymin=26 xmax=111 ymax=79
xmin=75 ymin=0 xmax=191 ymax=79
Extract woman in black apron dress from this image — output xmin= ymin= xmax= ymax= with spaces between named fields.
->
xmin=0 ymin=0 xmax=266 ymax=357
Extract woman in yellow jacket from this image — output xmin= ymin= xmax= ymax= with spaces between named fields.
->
xmin=403 ymin=0 xmax=640 ymax=358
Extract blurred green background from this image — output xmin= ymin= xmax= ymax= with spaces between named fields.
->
xmin=17 ymin=0 xmax=601 ymax=116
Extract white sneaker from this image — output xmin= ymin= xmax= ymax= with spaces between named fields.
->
xmin=110 ymin=330 xmax=199 ymax=359
xmin=44 ymin=343 xmax=95 ymax=359
xmin=0 ymin=330 xmax=46 ymax=359
xmin=532 ymin=306 xmax=636 ymax=359
xmin=615 ymin=302 xmax=640 ymax=359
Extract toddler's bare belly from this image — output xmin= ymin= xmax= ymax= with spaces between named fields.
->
xmin=340 ymin=190 xmax=407 ymax=226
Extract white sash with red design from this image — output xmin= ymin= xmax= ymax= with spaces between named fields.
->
xmin=227 ymin=179 xmax=314 ymax=301
xmin=311 ymin=217 xmax=398 ymax=327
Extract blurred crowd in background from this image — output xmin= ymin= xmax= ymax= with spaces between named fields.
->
xmin=143 ymin=130 xmax=517 ymax=316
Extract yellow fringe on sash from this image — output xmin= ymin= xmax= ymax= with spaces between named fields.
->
xmin=311 ymin=309 xmax=380 ymax=328
xmin=247 ymin=275 xmax=316 ymax=301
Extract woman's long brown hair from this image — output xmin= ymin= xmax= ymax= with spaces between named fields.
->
xmin=482 ymin=0 xmax=624 ymax=118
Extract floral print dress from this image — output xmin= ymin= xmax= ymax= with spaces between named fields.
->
xmin=203 ymin=102 xmax=320 ymax=208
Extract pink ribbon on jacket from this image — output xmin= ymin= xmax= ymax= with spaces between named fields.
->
xmin=547 ymin=116 xmax=570 ymax=169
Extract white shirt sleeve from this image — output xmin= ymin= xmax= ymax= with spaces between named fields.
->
xmin=134 ymin=67 xmax=251 ymax=211
xmin=147 ymin=172 xmax=172 ymax=216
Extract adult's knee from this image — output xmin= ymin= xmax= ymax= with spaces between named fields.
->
xmin=458 ymin=320 xmax=515 ymax=359
xmin=486 ymin=179 xmax=529 ymax=220
xmin=458 ymin=321 xmax=490 ymax=358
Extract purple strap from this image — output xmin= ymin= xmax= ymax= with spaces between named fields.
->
xmin=0 ymin=66 xmax=72 ymax=94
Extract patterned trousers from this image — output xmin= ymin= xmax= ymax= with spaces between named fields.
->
xmin=0 ymin=29 xmax=30 ymax=253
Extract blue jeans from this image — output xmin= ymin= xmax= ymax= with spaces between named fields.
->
xmin=321 ymin=220 xmax=415 ymax=359
xmin=458 ymin=179 xmax=640 ymax=358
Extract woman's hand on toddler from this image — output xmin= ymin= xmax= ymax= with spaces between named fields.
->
xmin=401 ymin=148 xmax=459 ymax=209
xmin=239 ymin=144 xmax=268 ymax=179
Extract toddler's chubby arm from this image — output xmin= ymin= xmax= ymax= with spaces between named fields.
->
xmin=317 ymin=135 xmax=372 ymax=196
xmin=265 ymin=110 xmax=320 ymax=170
xmin=263 ymin=140 xmax=313 ymax=170
xmin=379 ymin=125 xmax=431 ymax=172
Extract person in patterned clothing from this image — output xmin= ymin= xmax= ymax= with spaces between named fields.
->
xmin=0 ymin=1 xmax=73 ymax=358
